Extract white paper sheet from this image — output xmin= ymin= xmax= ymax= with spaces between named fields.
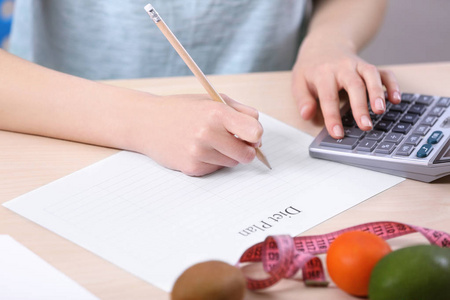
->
xmin=3 ymin=114 xmax=404 ymax=292
xmin=0 ymin=235 xmax=98 ymax=300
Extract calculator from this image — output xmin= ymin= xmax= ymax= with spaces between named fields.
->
xmin=309 ymin=93 xmax=450 ymax=182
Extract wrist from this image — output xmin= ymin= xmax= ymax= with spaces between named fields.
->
xmin=301 ymin=30 xmax=357 ymax=55
xmin=103 ymin=87 xmax=162 ymax=155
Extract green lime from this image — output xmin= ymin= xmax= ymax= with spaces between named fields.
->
xmin=369 ymin=244 xmax=450 ymax=300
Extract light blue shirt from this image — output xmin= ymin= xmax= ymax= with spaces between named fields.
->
xmin=10 ymin=0 xmax=308 ymax=80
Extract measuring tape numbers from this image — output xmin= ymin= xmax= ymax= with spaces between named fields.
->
xmin=237 ymin=221 xmax=449 ymax=290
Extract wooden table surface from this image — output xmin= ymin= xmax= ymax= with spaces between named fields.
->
xmin=1 ymin=62 xmax=449 ymax=299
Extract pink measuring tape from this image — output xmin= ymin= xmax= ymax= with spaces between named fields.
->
xmin=237 ymin=221 xmax=450 ymax=290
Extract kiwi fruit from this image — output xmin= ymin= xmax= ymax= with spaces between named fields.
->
xmin=171 ymin=260 xmax=246 ymax=300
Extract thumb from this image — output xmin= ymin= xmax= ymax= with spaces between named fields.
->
xmin=293 ymin=80 xmax=318 ymax=121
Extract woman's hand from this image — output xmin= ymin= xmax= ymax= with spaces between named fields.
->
xmin=127 ymin=93 xmax=263 ymax=176
xmin=292 ymin=34 xmax=401 ymax=139
xmin=292 ymin=37 xmax=401 ymax=139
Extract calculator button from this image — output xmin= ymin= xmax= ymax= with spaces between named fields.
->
xmin=441 ymin=117 xmax=450 ymax=128
xmin=400 ymin=113 xmax=420 ymax=124
xmin=383 ymin=111 xmax=402 ymax=121
xmin=437 ymin=97 xmax=450 ymax=107
xmin=421 ymin=116 xmax=438 ymax=126
xmin=396 ymin=144 xmax=415 ymax=156
xmin=356 ymin=139 xmax=377 ymax=152
xmin=415 ymin=95 xmax=434 ymax=105
xmin=365 ymin=130 xmax=384 ymax=141
xmin=320 ymin=136 xmax=358 ymax=149
xmin=342 ymin=114 xmax=355 ymax=127
xmin=375 ymin=120 xmax=394 ymax=132
xmin=369 ymin=110 xmax=382 ymax=121
xmin=384 ymin=132 xmax=404 ymax=144
xmin=416 ymin=143 xmax=433 ymax=158
xmin=390 ymin=102 xmax=410 ymax=113
xmin=408 ymin=104 xmax=427 ymax=115
xmin=401 ymin=93 xmax=416 ymax=103
xmin=344 ymin=127 xmax=365 ymax=138
xmin=375 ymin=142 xmax=396 ymax=154
xmin=427 ymin=131 xmax=443 ymax=144
xmin=414 ymin=125 xmax=431 ymax=136
xmin=392 ymin=123 xmax=412 ymax=134
xmin=428 ymin=106 xmax=445 ymax=117
xmin=404 ymin=134 xmax=422 ymax=146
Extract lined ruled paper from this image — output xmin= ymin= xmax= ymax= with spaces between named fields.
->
xmin=4 ymin=114 xmax=404 ymax=291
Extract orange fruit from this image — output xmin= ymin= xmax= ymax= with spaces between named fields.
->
xmin=326 ymin=231 xmax=391 ymax=297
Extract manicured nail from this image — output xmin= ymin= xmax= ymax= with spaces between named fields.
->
xmin=361 ymin=115 xmax=373 ymax=128
xmin=393 ymin=91 xmax=401 ymax=103
xmin=375 ymin=97 xmax=385 ymax=112
xmin=333 ymin=125 xmax=344 ymax=138
xmin=300 ymin=105 xmax=309 ymax=119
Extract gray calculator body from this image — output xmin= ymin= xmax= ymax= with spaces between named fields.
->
xmin=309 ymin=94 xmax=450 ymax=182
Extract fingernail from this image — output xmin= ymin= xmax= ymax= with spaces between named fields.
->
xmin=393 ymin=91 xmax=401 ymax=102
xmin=375 ymin=97 xmax=385 ymax=112
xmin=333 ymin=125 xmax=344 ymax=138
xmin=361 ymin=115 xmax=373 ymax=128
xmin=300 ymin=105 xmax=309 ymax=119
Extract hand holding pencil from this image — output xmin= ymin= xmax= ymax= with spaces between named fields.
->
xmin=144 ymin=4 xmax=271 ymax=170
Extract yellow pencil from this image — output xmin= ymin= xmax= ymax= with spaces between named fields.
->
xmin=144 ymin=4 xmax=271 ymax=169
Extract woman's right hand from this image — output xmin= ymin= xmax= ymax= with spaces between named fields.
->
xmin=125 ymin=93 xmax=264 ymax=176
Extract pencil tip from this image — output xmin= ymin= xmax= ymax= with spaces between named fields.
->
xmin=256 ymin=148 xmax=272 ymax=170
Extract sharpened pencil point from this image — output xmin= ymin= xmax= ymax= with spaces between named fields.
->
xmin=256 ymin=148 xmax=272 ymax=170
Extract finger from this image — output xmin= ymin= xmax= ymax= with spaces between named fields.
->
xmin=221 ymin=94 xmax=259 ymax=119
xmin=222 ymin=107 xmax=264 ymax=144
xmin=339 ymin=71 xmax=373 ymax=131
xmin=379 ymin=69 xmax=401 ymax=104
xmin=292 ymin=77 xmax=318 ymax=120
xmin=316 ymin=75 xmax=344 ymax=139
xmin=180 ymin=161 xmax=223 ymax=177
xmin=357 ymin=63 xmax=386 ymax=114
xmin=210 ymin=132 xmax=257 ymax=165
xmin=191 ymin=113 xmax=258 ymax=165
xmin=186 ymin=142 xmax=240 ymax=168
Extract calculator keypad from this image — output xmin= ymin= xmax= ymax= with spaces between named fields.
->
xmin=319 ymin=93 xmax=448 ymax=160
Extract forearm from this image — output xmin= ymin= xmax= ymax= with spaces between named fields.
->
xmin=0 ymin=49 xmax=263 ymax=176
xmin=306 ymin=0 xmax=388 ymax=52
xmin=0 ymin=49 xmax=155 ymax=151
